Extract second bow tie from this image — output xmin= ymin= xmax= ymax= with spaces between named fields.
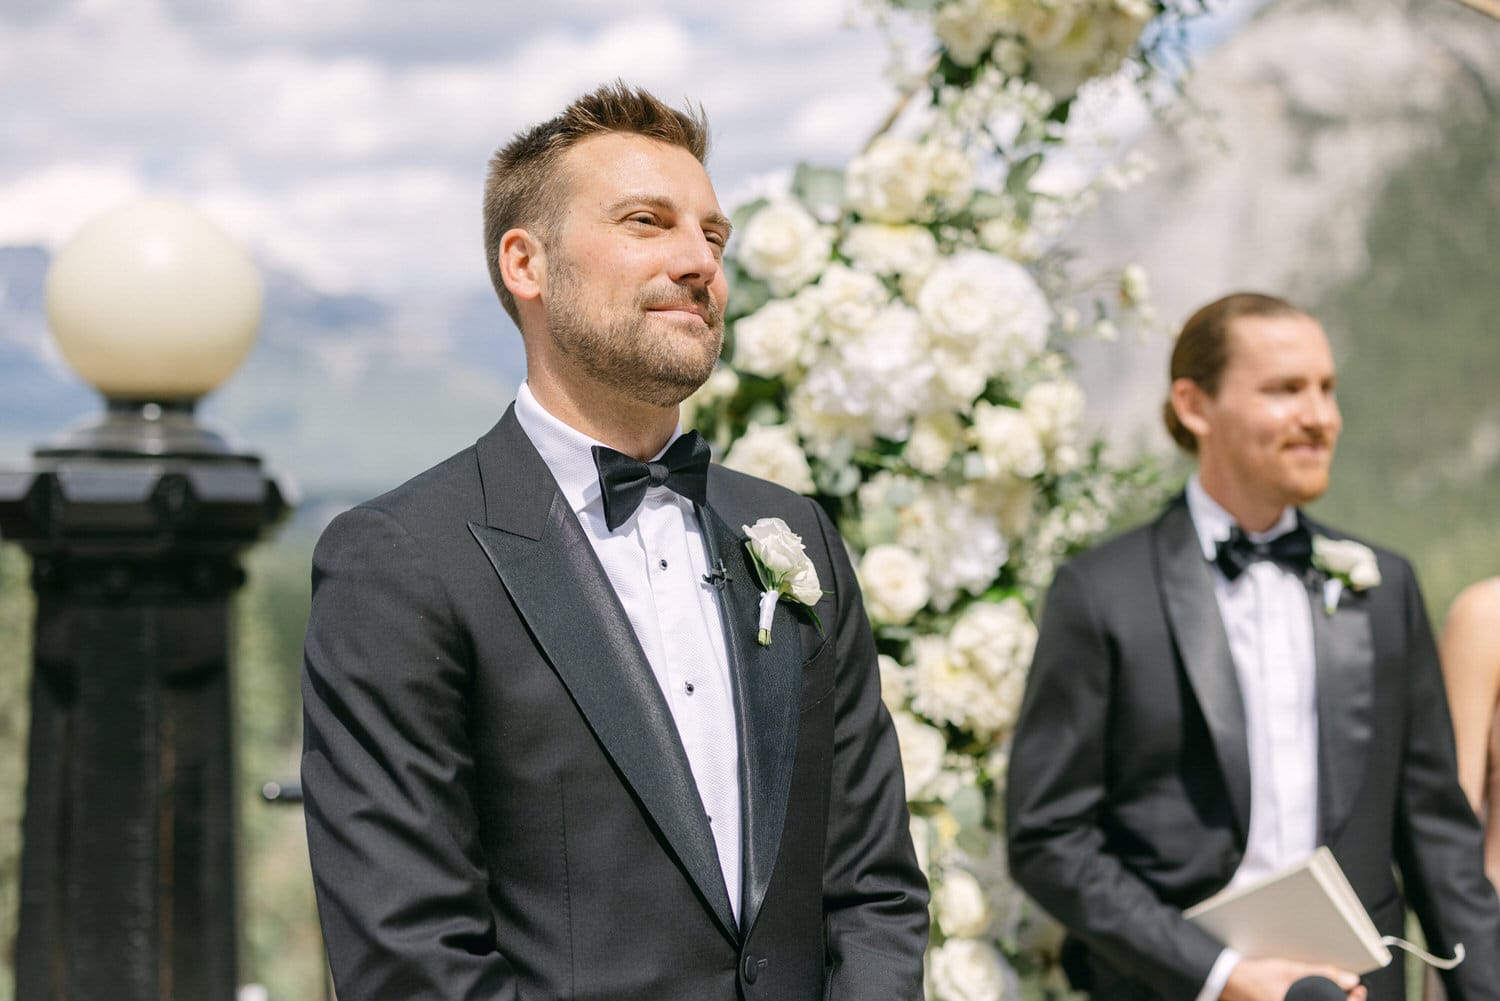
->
xmin=592 ymin=430 xmax=712 ymax=532
xmin=1213 ymin=523 xmax=1313 ymax=582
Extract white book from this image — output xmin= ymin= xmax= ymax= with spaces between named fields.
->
xmin=1183 ymin=847 xmax=1464 ymax=975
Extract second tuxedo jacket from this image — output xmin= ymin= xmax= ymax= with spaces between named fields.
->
xmin=1006 ymin=497 xmax=1500 ymax=1001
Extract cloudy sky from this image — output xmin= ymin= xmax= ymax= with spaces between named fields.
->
xmin=0 ymin=1 xmax=1264 ymax=298
xmin=1 ymin=0 xmax=916 ymax=300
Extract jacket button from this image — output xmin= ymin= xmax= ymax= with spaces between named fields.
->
xmin=742 ymin=953 xmax=762 ymax=983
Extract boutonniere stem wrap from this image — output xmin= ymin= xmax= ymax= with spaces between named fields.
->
xmin=1311 ymin=536 xmax=1381 ymax=615
xmin=743 ymin=517 xmax=824 ymax=646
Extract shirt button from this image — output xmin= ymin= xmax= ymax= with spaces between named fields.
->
xmin=684 ymin=682 xmax=695 ymax=695
xmin=658 ymin=558 xmax=669 ymax=570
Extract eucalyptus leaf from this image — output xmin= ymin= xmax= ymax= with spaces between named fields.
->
xmin=948 ymin=784 xmax=986 ymax=831
xmin=815 ymin=461 xmax=863 ymax=498
xmin=791 ymin=164 xmax=847 ymax=222
xmin=730 ymin=197 xmax=769 ymax=233
xmin=726 ymin=274 xmax=771 ymax=323
xmin=1005 ymin=153 xmax=1044 ymax=198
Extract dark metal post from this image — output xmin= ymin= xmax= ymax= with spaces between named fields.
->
xmin=0 ymin=400 xmax=289 ymax=1001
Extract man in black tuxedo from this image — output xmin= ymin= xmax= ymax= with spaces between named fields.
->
xmin=301 ymin=83 xmax=928 ymax=1000
xmin=1007 ymin=292 xmax=1500 ymax=1001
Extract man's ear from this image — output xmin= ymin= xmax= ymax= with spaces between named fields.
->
xmin=1170 ymin=377 xmax=1213 ymax=441
xmin=499 ymin=228 xmax=545 ymax=304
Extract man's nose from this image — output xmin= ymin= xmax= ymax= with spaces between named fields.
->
xmin=667 ymin=229 xmax=720 ymax=286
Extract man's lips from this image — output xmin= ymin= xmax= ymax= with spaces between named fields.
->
xmin=648 ymin=304 xmax=707 ymax=321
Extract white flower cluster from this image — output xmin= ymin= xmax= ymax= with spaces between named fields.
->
xmin=929 ymin=0 xmax=1158 ymax=99
xmin=700 ymin=0 xmax=1187 ymax=988
xmin=909 ymin=598 xmax=1036 ymax=739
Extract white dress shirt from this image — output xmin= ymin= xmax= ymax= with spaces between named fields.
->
xmin=1186 ymin=476 xmax=1320 ymax=1000
xmin=514 ymin=382 xmax=743 ymax=921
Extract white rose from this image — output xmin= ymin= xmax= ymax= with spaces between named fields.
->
xmin=990 ymin=35 xmax=1028 ymax=77
xmin=1312 ymin=537 xmax=1382 ymax=590
xmin=743 ymin=517 xmax=823 ymax=605
xmin=892 ymin=710 xmax=948 ymax=801
xmin=934 ymin=0 xmax=1000 ymax=66
xmin=970 ymin=401 xmax=1046 ymax=480
xmin=924 ymin=143 xmax=977 ymax=212
xmin=845 ymin=137 xmax=933 ymax=223
xmin=918 ymin=250 xmax=1052 ymax=377
xmin=733 ymin=299 xmax=809 ymax=378
xmin=722 ymin=424 xmax=816 ymax=495
xmin=736 ymin=200 xmax=833 ymax=295
xmin=929 ymin=937 xmax=1013 ymax=1001
xmin=933 ymin=867 xmax=992 ymax=937
xmin=1016 ymin=0 xmax=1078 ymax=48
xmin=858 ymin=544 xmax=931 ymax=626
xmin=1021 ymin=379 xmax=1086 ymax=449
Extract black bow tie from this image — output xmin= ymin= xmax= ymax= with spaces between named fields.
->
xmin=1213 ymin=523 xmax=1313 ymax=582
xmin=591 ymin=430 xmax=711 ymax=532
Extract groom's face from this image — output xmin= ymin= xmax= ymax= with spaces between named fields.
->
xmin=539 ymin=132 xmax=730 ymax=409
xmin=1193 ymin=313 xmax=1342 ymax=513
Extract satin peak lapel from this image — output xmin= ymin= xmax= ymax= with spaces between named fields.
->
xmin=465 ymin=415 xmax=736 ymax=940
xmin=1307 ymin=566 xmax=1374 ymax=844
xmin=1154 ymin=501 xmax=1252 ymax=839
xmin=698 ymin=503 xmax=802 ymax=936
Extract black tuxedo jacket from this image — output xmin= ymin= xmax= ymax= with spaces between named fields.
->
xmin=1006 ymin=497 xmax=1500 ymax=1001
xmin=301 ymin=408 xmax=928 ymax=1000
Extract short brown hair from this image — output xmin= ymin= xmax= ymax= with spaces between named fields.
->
xmin=1163 ymin=292 xmax=1309 ymax=452
xmin=482 ymin=81 xmax=711 ymax=325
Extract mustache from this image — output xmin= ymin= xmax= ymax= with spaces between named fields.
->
xmin=637 ymin=285 xmax=723 ymax=325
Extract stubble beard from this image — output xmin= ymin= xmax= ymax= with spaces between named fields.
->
xmin=546 ymin=258 xmax=724 ymax=409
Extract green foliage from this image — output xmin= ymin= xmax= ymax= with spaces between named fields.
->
xmin=236 ymin=538 xmax=324 ymax=1001
xmin=0 ymin=548 xmax=32 ymax=1001
xmin=1309 ymin=103 xmax=1500 ymax=623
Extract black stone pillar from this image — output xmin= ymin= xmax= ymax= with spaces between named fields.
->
xmin=0 ymin=401 xmax=289 ymax=1001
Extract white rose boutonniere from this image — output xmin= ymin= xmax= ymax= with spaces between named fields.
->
xmin=743 ymin=517 xmax=824 ymax=646
xmin=1311 ymin=536 xmax=1382 ymax=614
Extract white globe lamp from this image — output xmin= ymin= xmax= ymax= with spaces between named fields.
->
xmin=41 ymin=198 xmax=264 ymax=455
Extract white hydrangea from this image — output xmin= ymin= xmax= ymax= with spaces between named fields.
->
xmin=892 ymin=709 xmax=948 ymax=801
xmin=905 ymin=411 xmax=965 ymax=476
xmin=1021 ymin=379 xmax=1086 ymax=450
xmin=804 ymin=264 xmax=891 ymax=347
xmin=970 ymin=401 xmax=1046 ymax=480
xmin=680 ymin=365 xmax=739 ymax=431
xmin=948 ymin=598 xmax=1038 ymax=686
xmin=721 ymin=423 xmax=816 ymax=494
xmin=930 ymin=937 xmax=1016 ymax=1001
xmin=918 ymin=250 xmax=1053 ymax=380
xmin=893 ymin=484 xmax=1010 ymax=611
xmin=736 ymin=199 xmax=833 ymax=295
xmin=732 ymin=298 xmax=811 ymax=379
xmin=841 ymin=223 xmax=940 ymax=283
xmin=879 ymin=653 xmax=914 ymax=711
xmin=790 ymin=303 xmax=936 ymax=450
